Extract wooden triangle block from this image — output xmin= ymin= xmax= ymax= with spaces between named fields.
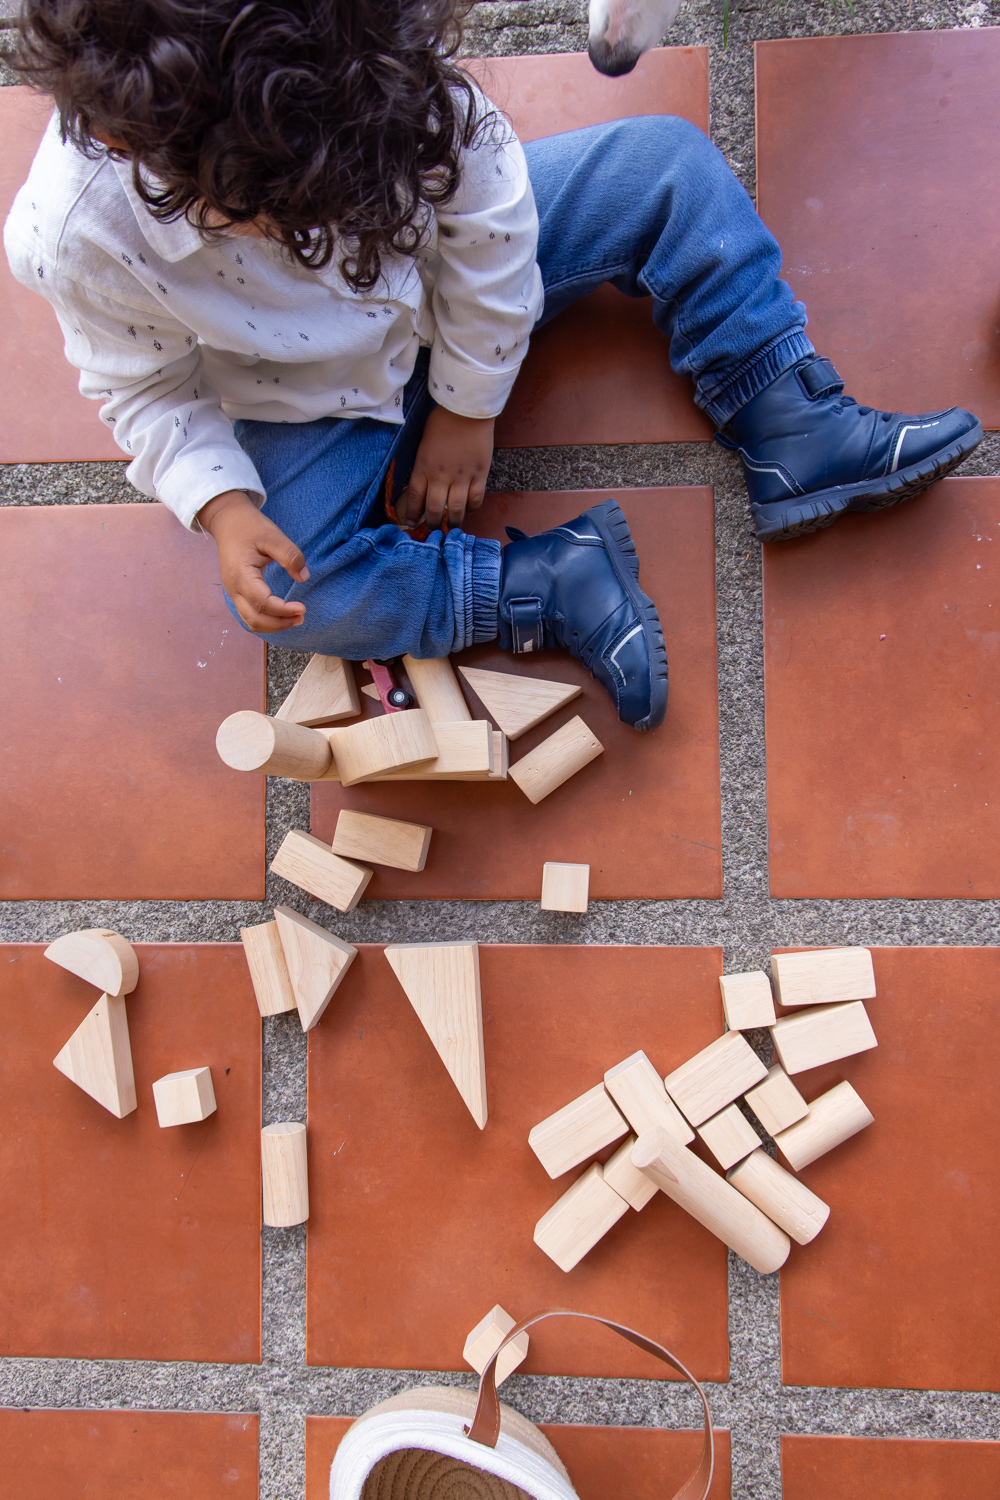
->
xmin=274 ymin=905 xmax=357 ymax=1031
xmin=384 ymin=941 xmax=487 ymax=1129
xmin=275 ymin=654 xmax=360 ymax=726
xmin=53 ymin=992 xmax=137 ymax=1117
xmin=457 ymin=667 xmax=581 ymax=740
xmin=44 ymin=928 xmax=139 ymax=997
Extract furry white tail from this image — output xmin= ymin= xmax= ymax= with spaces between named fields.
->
xmin=588 ymin=0 xmax=684 ymax=75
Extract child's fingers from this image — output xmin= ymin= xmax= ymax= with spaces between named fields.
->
xmin=422 ymin=478 xmax=451 ymax=528
xmin=443 ymin=478 xmax=473 ymax=528
xmin=235 ymin=568 xmax=306 ymax=633
xmin=259 ymin=529 xmax=310 ymax=582
xmin=403 ymin=470 xmax=429 ymax=522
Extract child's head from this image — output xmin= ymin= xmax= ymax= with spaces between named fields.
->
xmin=14 ymin=0 xmax=484 ymax=289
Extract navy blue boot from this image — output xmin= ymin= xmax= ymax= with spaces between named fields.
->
xmin=717 ymin=355 xmax=983 ymax=542
xmin=498 ymin=499 xmax=667 ymax=731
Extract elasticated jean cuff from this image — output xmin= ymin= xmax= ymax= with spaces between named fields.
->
xmin=699 ymin=330 xmax=816 ymax=427
xmin=470 ymin=535 xmax=501 ymax=646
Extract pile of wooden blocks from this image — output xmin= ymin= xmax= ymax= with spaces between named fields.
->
xmin=529 ymin=947 xmax=878 ymax=1275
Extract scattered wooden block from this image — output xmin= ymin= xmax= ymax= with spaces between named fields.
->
xmin=269 ymin=829 xmax=372 ymax=912
xmin=324 ymin=709 xmax=438 ymax=786
xmin=463 ymin=1304 xmax=529 ymax=1387
xmin=603 ymin=1050 xmax=694 ymax=1145
xmin=274 ymin=654 xmax=360 ymax=726
xmin=743 ymin=1064 xmax=808 ymax=1137
xmin=771 ymin=947 xmax=876 ymax=1007
xmin=490 ymin=730 xmax=509 ymax=780
xmin=53 ymin=992 xmax=136 ymax=1118
xmin=540 ymin=862 xmax=590 ymax=913
xmin=332 ymin=809 xmax=432 ymax=872
xmin=533 ymin=1162 xmax=630 ymax=1272
xmin=727 ymin=1148 xmax=830 ymax=1246
xmin=719 ymin=971 xmax=776 ymax=1031
xmin=152 ymin=1067 xmax=217 ymax=1127
xmin=770 ymin=1001 xmax=878 ymax=1076
xmin=274 ymin=905 xmax=357 ymax=1031
xmin=509 ymin=716 xmax=604 ymax=804
xmin=458 ymin=665 xmax=582 ymax=740
xmin=602 ymin=1134 xmax=658 ymax=1211
xmin=358 ymin=720 xmax=493 ymax=781
xmin=240 ymin=920 xmax=297 ymax=1017
xmin=261 ymin=1121 xmax=309 ymax=1226
xmin=697 ymin=1102 xmax=761 ymax=1171
xmin=528 ymin=1082 xmax=628 ymax=1179
xmin=632 ymin=1126 xmax=790 ymax=1275
xmin=663 ymin=1031 xmax=768 ymax=1127
xmin=44 ymin=928 xmax=139 ymax=998
xmin=401 ymin=655 xmax=471 ymax=722
xmin=774 ymin=1080 xmax=874 ymax=1170
xmin=384 ymin=942 xmax=487 ymax=1128
xmin=216 ymin=710 xmax=333 ymax=780
xmin=361 ymin=682 xmax=381 ymax=701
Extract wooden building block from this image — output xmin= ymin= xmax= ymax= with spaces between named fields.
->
xmin=458 ymin=665 xmax=582 ymax=740
xmin=53 ymin=992 xmax=136 ymax=1118
xmin=697 ymin=1102 xmax=761 ymax=1171
xmin=361 ymin=682 xmax=380 ymax=701
xmin=331 ymin=809 xmax=432 ymax=872
xmin=269 ymin=829 xmax=372 ymax=912
xmin=540 ymin=862 xmax=590 ymax=913
xmin=44 ymin=928 xmax=139 ymax=998
xmin=240 ymin=920 xmax=297 ymax=1016
xmin=274 ymin=905 xmax=357 ymax=1031
xmin=509 ymin=716 xmax=604 ymax=804
xmin=632 ymin=1126 xmax=790 ymax=1275
xmin=261 ymin=1121 xmax=309 ymax=1226
xmin=491 ymin=730 xmax=509 ymax=780
xmin=463 ymin=1304 xmax=529 ymax=1387
xmin=533 ymin=1162 xmax=630 ymax=1273
xmin=719 ymin=971 xmax=776 ymax=1031
xmin=604 ymin=1050 xmax=694 ymax=1145
xmin=324 ymin=709 xmax=437 ymax=786
xmin=727 ymin=1148 xmax=830 ymax=1246
xmin=664 ymin=1031 xmax=768 ymax=1127
xmin=358 ymin=720 xmax=493 ymax=781
xmin=528 ymin=1082 xmax=628 ymax=1179
xmin=401 ymin=655 xmax=471 ymax=723
xmin=216 ymin=710 xmax=333 ymax=780
xmin=152 ymin=1066 xmax=217 ymax=1127
xmin=774 ymin=1080 xmax=875 ymax=1171
xmin=770 ymin=1001 xmax=878 ymax=1076
xmin=743 ymin=1064 xmax=808 ymax=1137
xmin=384 ymin=942 xmax=487 ymax=1128
xmin=771 ymin=947 xmax=876 ymax=1007
xmin=602 ymin=1133 xmax=658 ymax=1211
xmin=274 ymin=654 xmax=360 ymax=726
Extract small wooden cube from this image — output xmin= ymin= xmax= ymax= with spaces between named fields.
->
xmin=771 ymin=947 xmax=876 ymax=1007
xmin=463 ymin=1304 xmax=529 ymax=1386
xmin=152 ymin=1067 xmax=217 ymax=1127
xmin=719 ymin=971 xmax=776 ymax=1030
xmin=533 ymin=1162 xmax=629 ymax=1272
xmin=528 ymin=1083 xmax=628 ymax=1179
xmin=743 ymin=1064 xmax=808 ymax=1137
xmin=770 ymin=1001 xmax=877 ymax=1076
xmin=540 ymin=862 xmax=590 ymax=913
xmin=696 ymin=1102 xmax=761 ymax=1170
xmin=331 ymin=809 xmax=432 ymax=872
xmin=602 ymin=1134 xmax=658 ymax=1211
xmin=664 ymin=1031 xmax=768 ymax=1127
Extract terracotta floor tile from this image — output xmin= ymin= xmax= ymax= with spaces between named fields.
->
xmin=0 ymin=504 xmax=265 ymax=899
xmin=763 ymin=479 xmax=1000 ymax=898
xmin=782 ymin=1436 xmax=1000 ymax=1498
xmin=0 ymin=88 xmax=120 ymax=462
xmin=306 ymin=945 xmax=729 ymax=1381
xmin=464 ymin=49 xmax=712 ymax=448
xmin=756 ymin=30 xmax=1000 ymax=427
xmin=0 ymin=1410 xmax=258 ymax=1499
xmin=307 ymin=1417 xmax=730 ymax=1500
xmin=0 ymin=944 xmax=261 ymax=1362
xmin=312 ymin=489 xmax=721 ymax=900
xmin=779 ymin=947 xmax=1000 ymax=1392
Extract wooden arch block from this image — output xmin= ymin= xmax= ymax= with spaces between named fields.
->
xmin=275 ymin=654 xmax=360 ymax=727
xmin=384 ymin=941 xmax=487 ymax=1129
xmin=44 ymin=928 xmax=139 ymax=998
xmin=458 ymin=666 xmax=582 ymax=740
xmin=274 ymin=906 xmax=358 ymax=1032
xmin=53 ymin=992 xmax=137 ymax=1118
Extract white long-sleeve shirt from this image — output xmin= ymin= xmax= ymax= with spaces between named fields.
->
xmin=4 ymin=97 xmax=544 ymax=529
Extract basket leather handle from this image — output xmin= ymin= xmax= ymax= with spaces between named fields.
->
xmin=465 ymin=1309 xmax=714 ymax=1500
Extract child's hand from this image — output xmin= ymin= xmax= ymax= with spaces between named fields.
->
xmin=402 ymin=407 xmax=494 ymax=529
xmin=198 ymin=490 xmax=309 ymax=633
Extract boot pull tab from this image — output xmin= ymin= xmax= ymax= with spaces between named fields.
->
xmin=796 ymin=357 xmax=845 ymax=400
xmin=507 ymin=596 xmax=543 ymax=653
xmin=505 ymin=526 xmax=528 ymax=541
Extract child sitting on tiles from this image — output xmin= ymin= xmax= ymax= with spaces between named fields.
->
xmin=5 ymin=0 xmax=982 ymax=734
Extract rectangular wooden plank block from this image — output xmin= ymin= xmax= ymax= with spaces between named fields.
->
xmin=775 ymin=1080 xmax=874 ymax=1171
xmin=744 ymin=1064 xmax=808 ymax=1137
xmin=509 ymin=715 xmax=604 ymax=804
xmin=401 ymin=655 xmax=471 ymax=722
xmin=533 ymin=1162 xmax=630 ymax=1273
xmin=770 ymin=1001 xmax=877 ymax=1076
xmin=604 ymin=1050 xmax=694 ymax=1144
xmin=728 ymin=1148 xmax=829 ymax=1246
xmin=241 ymin=919 xmax=297 ymax=1015
xmin=269 ymin=829 xmax=372 ymax=912
xmin=771 ymin=948 xmax=876 ymax=1007
xmin=332 ymin=809 xmax=432 ymax=872
xmin=325 ymin=708 xmax=438 ymax=785
xmin=540 ymin=862 xmax=590 ymax=913
xmin=275 ymin=654 xmax=360 ymax=725
xmin=719 ymin=970 xmax=776 ymax=1030
xmin=528 ymin=1081 xmax=629 ymax=1179
xmin=664 ymin=1031 xmax=768 ymax=1126
xmin=696 ymin=1102 xmax=761 ymax=1171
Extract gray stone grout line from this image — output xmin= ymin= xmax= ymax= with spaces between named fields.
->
xmin=4 ymin=4 xmax=1000 ymax=1497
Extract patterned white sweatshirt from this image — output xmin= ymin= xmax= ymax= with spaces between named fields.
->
xmin=3 ymin=99 xmax=544 ymax=529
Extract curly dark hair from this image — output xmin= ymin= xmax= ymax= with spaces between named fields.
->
xmin=12 ymin=0 xmax=490 ymax=292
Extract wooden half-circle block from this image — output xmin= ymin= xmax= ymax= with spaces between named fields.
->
xmin=458 ymin=666 xmax=581 ymax=740
xmin=44 ymin=928 xmax=139 ymax=997
xmin=384 ymin=941 xmax=487 ymax=1129
xmin=274 ymin=906 xmax=357 ymax=1031
xmin=53 ymin=992 xmax=137 ymax=1118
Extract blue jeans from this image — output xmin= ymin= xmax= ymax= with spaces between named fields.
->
xmin=232 ymin=115 xmax=812 ymax=656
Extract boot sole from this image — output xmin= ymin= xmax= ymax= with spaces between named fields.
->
xmin=751 ymin=422 xmax=984 ymax=543
xmin=584 ymin=499 xmax=669 ymax=732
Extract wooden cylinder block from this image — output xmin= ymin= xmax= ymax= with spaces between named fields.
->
xmin=509 ymin=715 xmax=604 ymax=804
xmin=632 ymin=1125 xmax=790 ymax=1274
xmin=774 ymin=1080 xmax=874 ymax=1171
xmin=727 ymin=1148 xmax=830 ymax=1246
xmin=261 ymin=1121 xmax=309 ymax=1226
xmin=216 ymin=711 xmax=332 ymax=780
xmin=402 ymin=655 xmax=471 ymax=722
